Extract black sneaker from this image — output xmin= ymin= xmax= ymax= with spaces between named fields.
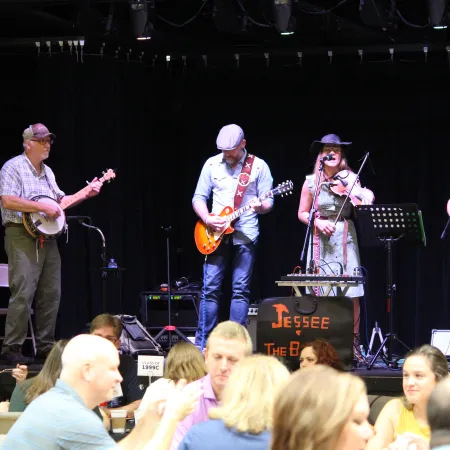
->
xmin=1 ymin=348 xmax=33 ymax=365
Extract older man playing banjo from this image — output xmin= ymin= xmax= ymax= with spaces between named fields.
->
xmin=0 ymin=123 xmax=103 ymax=364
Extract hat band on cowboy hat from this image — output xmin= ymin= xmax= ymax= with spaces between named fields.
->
xmin=310 ymin=133 xmax=351 ymax=153
xmin=216 ymin=124 xmax=244 ymax=151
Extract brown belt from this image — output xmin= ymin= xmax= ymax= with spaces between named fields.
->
xmin=5 ymin=223 xmax=24 ymax=228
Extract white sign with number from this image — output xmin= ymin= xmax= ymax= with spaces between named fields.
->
xmin=137 ymin=355 xmax=165 ymax=377
xmin=111 ymin=382 xmax=123 ymax=398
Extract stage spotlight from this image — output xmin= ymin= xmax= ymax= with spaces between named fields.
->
xmin=428 ymin=0 xmax=448 ymax=28
xmin=274 ymin=0 xmax=296 ymax=35
xmin=129 ymin=0 xmax=148 ymax=38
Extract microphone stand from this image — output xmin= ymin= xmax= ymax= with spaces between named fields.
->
xmin=80 ymin=221 xmax=107 ymax=264
xmin=154 ymin=225 xmax=191 ymax=350
xmin=300 ymin=159 xmax=326 ymax=273
xmin=78 ymin=220 xmax=120 ymax=313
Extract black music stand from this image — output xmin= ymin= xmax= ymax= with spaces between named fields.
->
xmin=355 ymin=204 xmax=426 ymax=370
xmin=153 ymin=226 xmax=191 ymax=350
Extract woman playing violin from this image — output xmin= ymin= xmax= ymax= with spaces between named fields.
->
xmin=298 ymin=134 xmax=374 ymax=351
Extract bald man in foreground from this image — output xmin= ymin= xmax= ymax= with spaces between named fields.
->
xmin=2 ymin=334 xmax=201 ymax=450
xmin=428 ymin=377 xmax=450 ymax=449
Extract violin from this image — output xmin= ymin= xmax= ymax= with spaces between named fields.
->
xmin=329 ymin=170 xmax=362 ymax=206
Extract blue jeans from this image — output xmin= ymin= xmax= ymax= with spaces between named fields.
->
xmin=195 ymin=239 xmax=257 ymax=348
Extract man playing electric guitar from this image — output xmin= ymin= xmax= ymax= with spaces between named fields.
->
xmin=192 ymin=124 xmax=274 ymax=349
xmin=0 ymin=123 xmax=103 ymax=364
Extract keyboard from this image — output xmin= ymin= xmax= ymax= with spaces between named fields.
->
xmin=279 ymin=274 xmax=365 ymax=283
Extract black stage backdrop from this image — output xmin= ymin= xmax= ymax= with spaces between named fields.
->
xmin=0 ymin=52 xmax=450 ymax=351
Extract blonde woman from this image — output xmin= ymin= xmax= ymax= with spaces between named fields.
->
xmin=366 ymin=344 xmax=448 ymax=450
xmin=135 ymin=342 xmax=207 ymax=423
xmin=178 ymin=355 xmax=290 ymax=450
xmin=298 ymin=134 xmax=374 ymax=347
xmin=271 ymin=365 xmax=373 ymax=450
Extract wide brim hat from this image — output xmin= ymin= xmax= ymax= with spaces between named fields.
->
xmin=310 ymin=134 xmax=351 ymax=154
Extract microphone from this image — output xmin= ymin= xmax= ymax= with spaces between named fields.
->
xmin=320 ymin=153 xmax=334 ymax=162
xmin=66 ymin=216 xmax=91 ymax=223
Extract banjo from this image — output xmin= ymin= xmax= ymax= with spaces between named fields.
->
xmin=22 ymin=169 xmax=116 ymax=240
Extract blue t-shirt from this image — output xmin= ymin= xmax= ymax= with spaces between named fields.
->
xmin=2 ymin=379 xmax=116 ymax=449
xmin=178 ymin=418 xmax=271 ymax=450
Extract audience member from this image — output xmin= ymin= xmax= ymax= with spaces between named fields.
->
xmin=299 ymin=339 xmax=344 ymax=371
xmin=90 ymin=313 xmax=144 ymax=415
xmin=428 ymin=376 xmax=450 ymax=449
xmin=0 ymin=364 xmax=27 ymax=411
xmin=7 ymin=340 xmax=110 ymax=428
xmin=135 ymin=342 xmax=207 ymax=423
xmin=2 ymin=334 xmax=201 ymax=450
xmin=366 ymin=344 xmax=448 ymax=450
xmin=8 ymin=340 xmax=68 ymax=412
xmin=179 ymin=354 xmax=290 ymax=450
xmin=170 ymin=320 xmax=253 ymax=450
xmin=271 ymin=365 xmax=373 ymax=450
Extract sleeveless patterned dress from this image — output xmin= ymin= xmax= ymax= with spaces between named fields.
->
xmin=306 ymin=174 xmax=364 ymax=298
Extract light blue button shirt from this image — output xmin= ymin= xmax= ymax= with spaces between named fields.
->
xmin=1 ymin=379 xmax=116 ymax=449
xmin=192 ymin=149 xmax=273 ymax=244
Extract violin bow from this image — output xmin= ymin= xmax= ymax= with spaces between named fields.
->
xmin=333 ymin=152 xmax=370 ymax=225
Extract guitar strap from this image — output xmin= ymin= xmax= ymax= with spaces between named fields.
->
xmin=233 ymin=153 xmax=255 ymax=211
xmin=44 ymin=170 xmax=63 ymax=202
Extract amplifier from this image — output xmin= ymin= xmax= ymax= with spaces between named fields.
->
xmin=140 ymin=291 xmax=200 ymax=328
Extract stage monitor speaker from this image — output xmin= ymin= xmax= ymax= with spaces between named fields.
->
xmin=257 ymin=296 xmax=354 ymax=371
xmin=140 ymin=291 xmax=200 ymax=329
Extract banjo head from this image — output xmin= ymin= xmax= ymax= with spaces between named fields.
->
xmin=24 ymin=196 xmax=65 ymax=239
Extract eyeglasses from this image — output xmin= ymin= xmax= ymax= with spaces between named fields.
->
xmin=93 ymin=334 xmax=118 ymax=343
xmin=31 ymin=139 xmax=53 ymax=146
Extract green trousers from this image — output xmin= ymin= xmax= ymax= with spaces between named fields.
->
xmin=2 ymin=225 xmax=61 ymax=353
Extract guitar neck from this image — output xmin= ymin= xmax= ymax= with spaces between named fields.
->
xmin=59 ymin=174 xmax=108 ymax=210
xmin=227 ymin=192 xmax=270 ymax=221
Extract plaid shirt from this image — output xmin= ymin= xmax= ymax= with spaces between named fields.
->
xmin=0 ymin=153 xmax=65 ymax=225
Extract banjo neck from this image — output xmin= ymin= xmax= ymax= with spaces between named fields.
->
xmin=59 ymin=186 xmax=90 ymax=210
xmin=58 ymin=170 xmax=115 ymax=210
